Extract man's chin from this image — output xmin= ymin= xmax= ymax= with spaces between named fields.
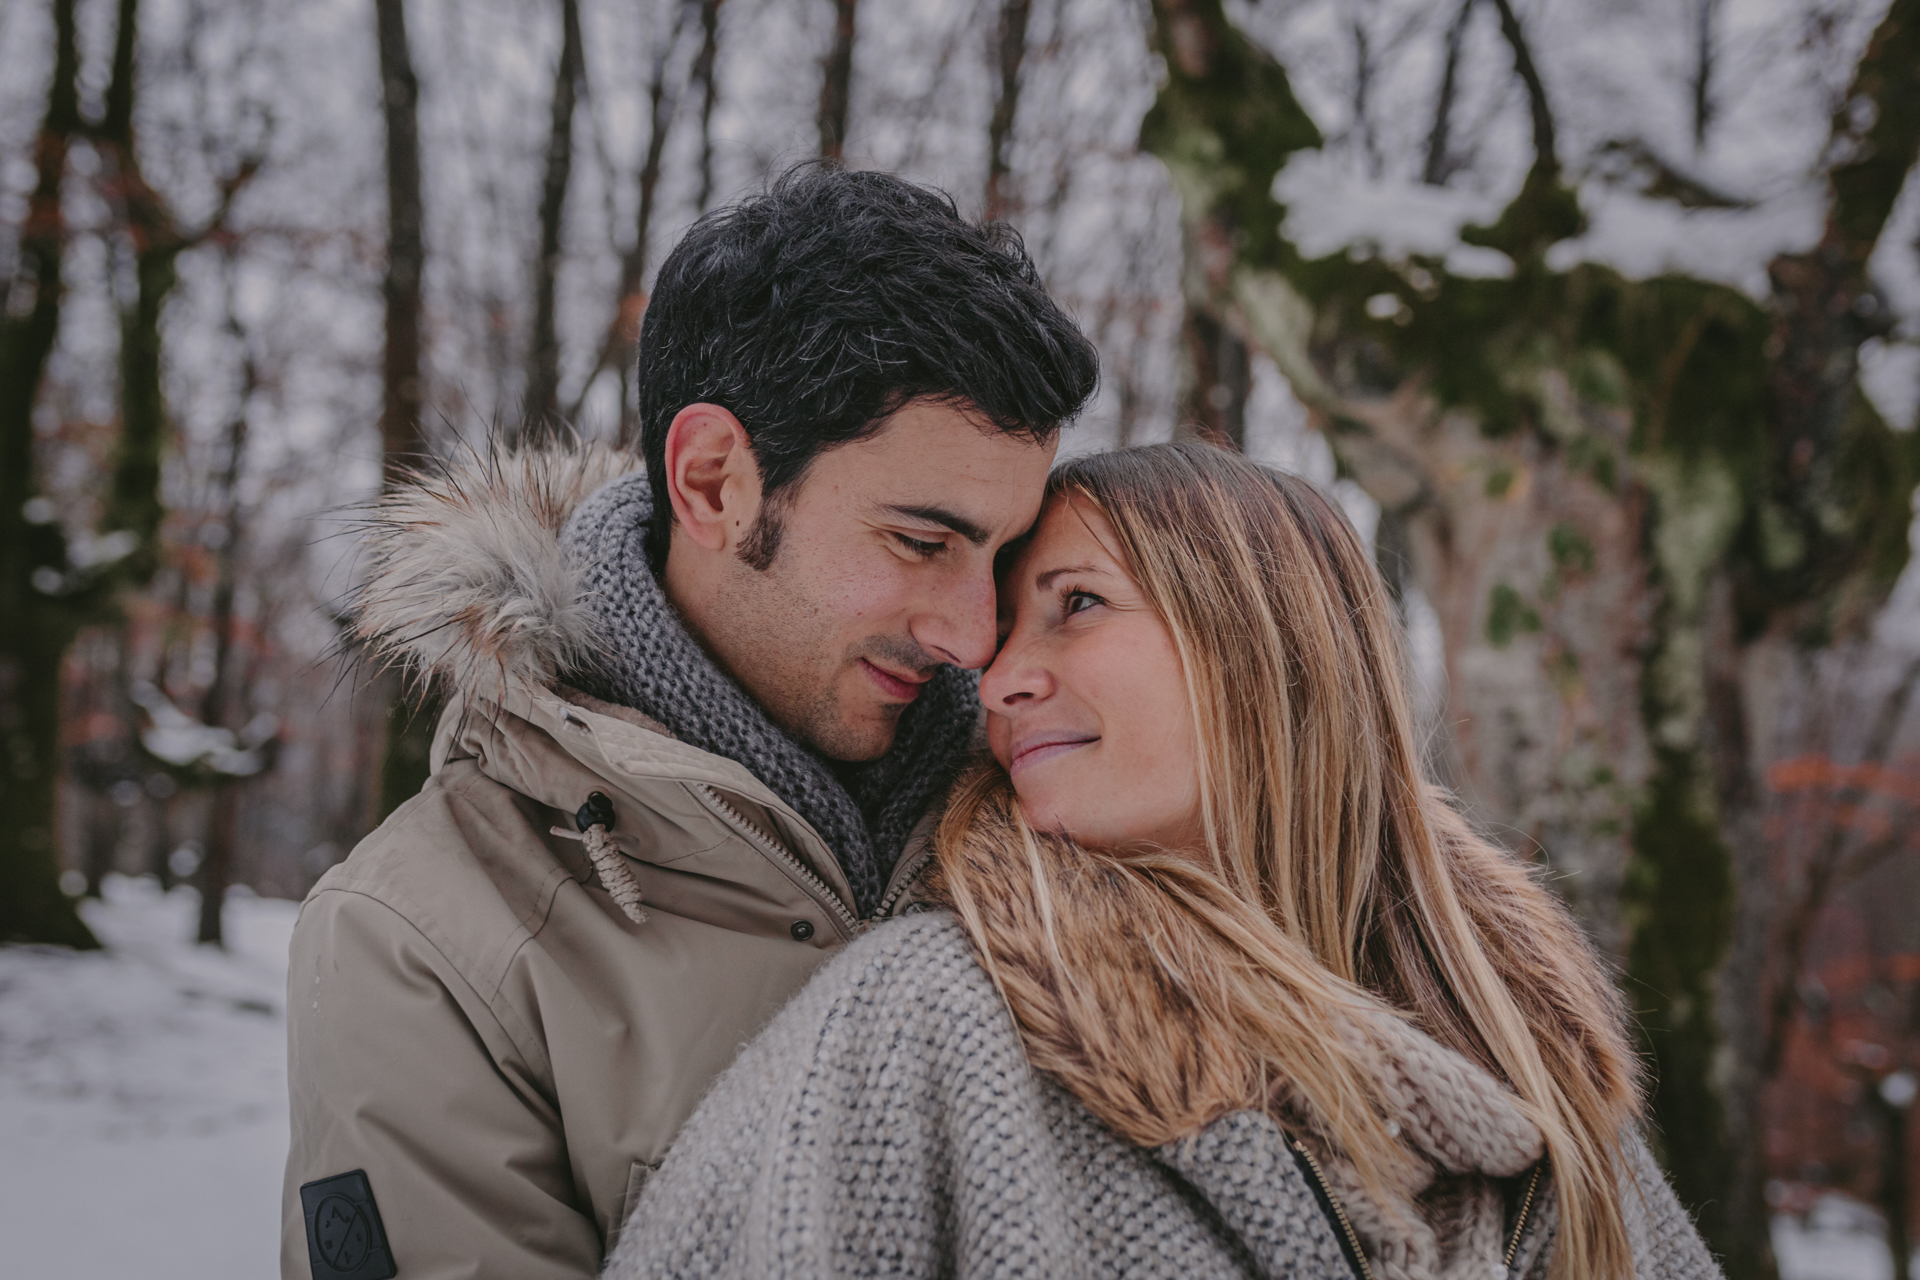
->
xmin=800 ymin=704 xmax=903 ymax=764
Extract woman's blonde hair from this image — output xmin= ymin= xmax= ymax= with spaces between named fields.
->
xmin=934 ymin=442 xmax=1642 ymax=1280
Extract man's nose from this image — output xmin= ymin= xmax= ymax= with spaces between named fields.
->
xmin=911 ymin=567 xmax=999 ymax=670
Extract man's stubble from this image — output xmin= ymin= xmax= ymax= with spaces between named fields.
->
xmin=695 ymin=539 xmax=925 ymax=764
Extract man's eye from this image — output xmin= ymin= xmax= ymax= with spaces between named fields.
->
xmin=894 ymin=532 xmax=945 ymax=557
xmin=1064 ymin=590 xmax=1104 ymax=616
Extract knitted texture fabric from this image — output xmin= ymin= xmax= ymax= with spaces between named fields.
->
xmin=604 ymin=914 xmax=1724 ymax=1280
xmin=1286 ymin=1009 xmax=1536 ymax=1280
xmin=559 ymin=471 xmax=977 ymax=915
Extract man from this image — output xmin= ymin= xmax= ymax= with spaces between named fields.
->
xmin=282 ymin=168 xmax=1098 ymax=1280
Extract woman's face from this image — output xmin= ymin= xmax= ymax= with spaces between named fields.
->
xmin=981 ymin=495 xmax=1203 ymax=854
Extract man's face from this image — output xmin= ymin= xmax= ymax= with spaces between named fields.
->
xmin=684 ymin=400 xmax=1056 ymax=762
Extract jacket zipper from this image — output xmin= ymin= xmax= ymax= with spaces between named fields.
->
xmin=1289 ymin=1137 xmax=1376 ymax=1280
xmin=1503 ymin=1161 xmax=1545 ymax=1273
xmin=1290 ymin=1141 xmax=1544 ymax=1280
xmin=875 ymin=841 xmax=936 ymax=919
xmin=692 ymin=784 xmax=860 ymax=938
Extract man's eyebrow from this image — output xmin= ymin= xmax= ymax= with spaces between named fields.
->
xmin=1034 ymin=564 xmax=1099 ymax=589
xmin=883 ymin=504 xmax=991 ymax=546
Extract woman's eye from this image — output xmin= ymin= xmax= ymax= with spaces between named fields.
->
xmin=894 ymin=532 xmax=944 ymax=557
xmin=1064 ymin=590 xmax=1104 ymax=616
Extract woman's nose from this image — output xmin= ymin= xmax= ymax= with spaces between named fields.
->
xmin=978 ymin=632 xmax=1051 ymax=708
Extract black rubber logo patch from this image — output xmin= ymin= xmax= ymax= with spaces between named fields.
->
xmin=300 ymin=1170 xmax=397 ymax=1280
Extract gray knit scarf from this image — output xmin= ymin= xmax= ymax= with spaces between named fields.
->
xmin=559 ymin=471 xmax=978 ymax=916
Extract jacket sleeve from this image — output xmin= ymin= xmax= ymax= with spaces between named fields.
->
xmin=282 ymin=885 xmax=601 ymax=1280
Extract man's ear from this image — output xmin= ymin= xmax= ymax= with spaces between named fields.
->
xmin=662 ymin=403 xmax=762 ymax=554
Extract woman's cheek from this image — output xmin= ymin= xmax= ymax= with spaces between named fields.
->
xmin=984 ymin=713 xmax=1013 ymax=770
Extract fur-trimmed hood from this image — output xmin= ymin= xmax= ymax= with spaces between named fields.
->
xmin=346 ymin=438 xmax=978 ymax=920
xmin=347 ymin=443 xmax=642 ymax=710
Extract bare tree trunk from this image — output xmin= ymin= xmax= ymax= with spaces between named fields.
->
xmin=194 ymin=266 xmax=256 ymax=948
xmin=984 ymin=0 xmax=1032 ymax=221
xmin=79 ymin=631 xmax=140 ymax=898
xmin=818 ymin=0 xmax=856 ymax=162
xmin=2 ymin=0 xmax=227 ymax=945
xmin=371 ymin=0 xmax=437 ymax=826
xmin=521 ymin=0 xmax=585 ymax=442
xmin=693 ymin=0 xmax=723 ymax=214
xmin=0 ymin=0 xmax=95 ymax=949
xmin=376 ymin=0 xmax=426 ymax=481
xmin=1884 ymin=1086 xmax=1914 ymax=1280
xmin=1138 ymin=4 xmax=1920 ymax=1277
xmin=99 ymin=0 xmax=186 ymax=590
xmin=1178 ymin=308 xmax=1250 ymax=450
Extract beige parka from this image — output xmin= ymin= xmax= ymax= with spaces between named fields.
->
xmin=281 ymin=449 xmax=938 ymax=1279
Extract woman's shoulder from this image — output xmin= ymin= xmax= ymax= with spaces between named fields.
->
xmin=809 ymin=909 xmax=996 ymax=1014
xmin=722 ymin=909 xmax=1026 ymax=1110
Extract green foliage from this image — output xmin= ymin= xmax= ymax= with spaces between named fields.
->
xmin=1547 ymin=522 xmax=1595 ymax=574
xmin=1485 ymin=583 xmax=1542 ymax=648
xmin=1566 ymin=433 xmax=1618 ymax=491
xmin=1459 ymin=169 xmax=1585 ymax=261
xmin=1139 ymin=0 xmax=1320 ymax=276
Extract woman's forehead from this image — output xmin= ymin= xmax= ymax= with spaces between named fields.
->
xmin=1003 ymin=496 xmax=1128 ymax=586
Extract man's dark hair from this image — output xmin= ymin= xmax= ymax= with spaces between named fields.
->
xmin=635 ymin=165 xmax=1100 ymax=567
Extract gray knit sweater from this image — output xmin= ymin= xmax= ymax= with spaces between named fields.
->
xmin=605 ymin=914 xmax=1722 ymax=1280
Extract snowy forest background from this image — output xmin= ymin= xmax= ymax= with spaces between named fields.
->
xmin=3 ymin=0 xmax=1920 ymax=1276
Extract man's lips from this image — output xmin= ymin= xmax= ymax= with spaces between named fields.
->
xmin=1009 ymin=733 xmax=1098 ymax=774
xmin=859 ymin=658 xmax=932 ymax=701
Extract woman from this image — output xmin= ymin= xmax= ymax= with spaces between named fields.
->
xmin=605 ymin=443 xmax=1719 ymax=1280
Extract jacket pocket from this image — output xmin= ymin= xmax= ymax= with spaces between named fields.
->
xmin=604 ymin=1158 xmax=661 ymax=1258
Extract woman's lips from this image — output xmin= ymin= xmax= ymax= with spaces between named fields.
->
xmin=1009 ymin=734 xmax=1098 ymax=774
xmin=859 ymin=658 xmax=930 ymax=702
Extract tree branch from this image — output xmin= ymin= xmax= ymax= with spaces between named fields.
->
xmin=1691 ymin=0 xmax=1718 ymax=151
xmin=566 ymin=3 xmax=695 ymax=433
xmin=1824 ymin=0 xmax=1920 ymax=273
xmin=1485 ymin=0 xmax=1555 ymax=180
xmin=1760 ymin=652 xmax=1920 ymax=1079
xmin=1422 ymin=0 xmax=1474 ymax=186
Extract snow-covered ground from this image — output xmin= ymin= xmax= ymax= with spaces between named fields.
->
xmin=0 ymin=876 xmax=296 ymax=1279
xmin=1775 ymin=1197 xmax=1920 ymax=1280
xmin=0 ymin=874 xmax=1912 ymax=1279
